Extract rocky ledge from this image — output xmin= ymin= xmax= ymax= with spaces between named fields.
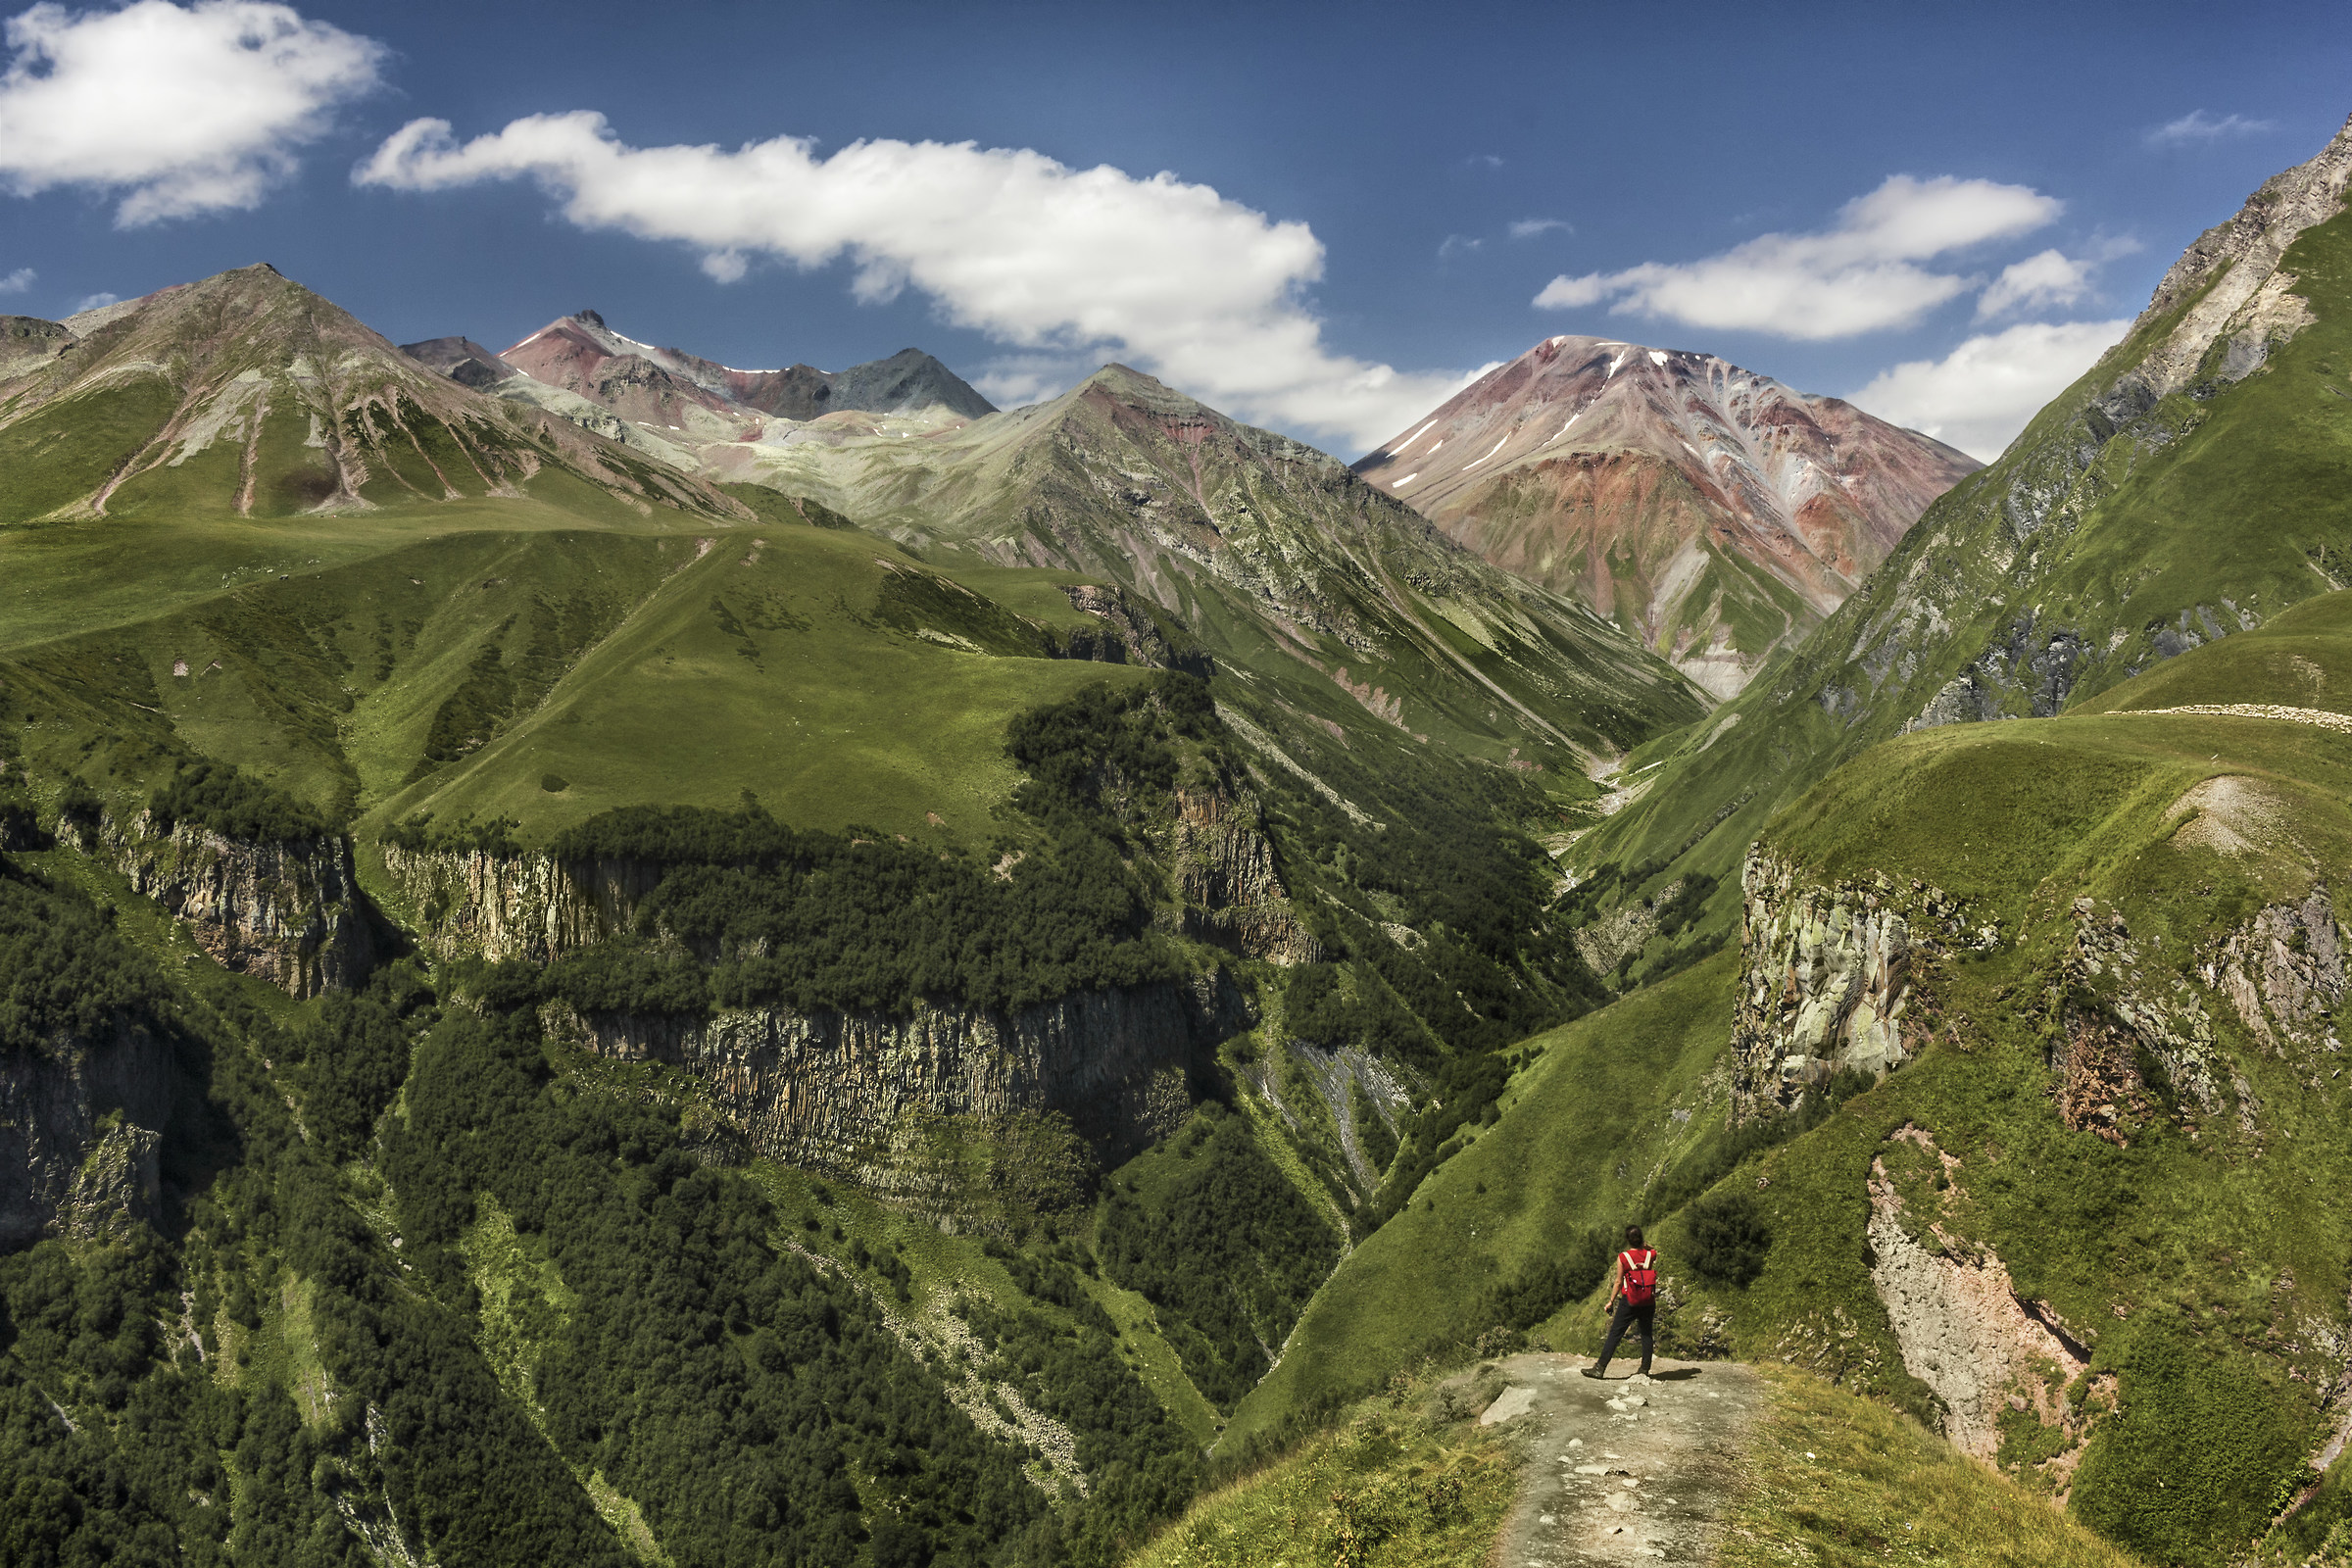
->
xmin=110 ymin=810 xmax=374 ymax=998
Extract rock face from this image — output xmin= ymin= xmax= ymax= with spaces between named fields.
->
xmin=381 ymin=843 xmax=662 ymax=962
xmin=0 ymin=315 xmax=77 ymax=382
xmin=1166 ymin=788 xmax=1321 ymax=966
xmin=1865 ymin=1127 xmax=2092 ymax=1466
xmin=1355 ymin=337 xmax=1979 ymax=696
xmin=112 ymin=812 xmax=374 ymax=998
xmin=2119 ymin=118 xmax=2352 ymax=407
xmin=0 ymin=1024 xmax=173 ymax=1249
xmin=545 ymin=971 xmax=1250 ymax=1183
xmin=387 ymin=779 xmax=1318 ymax=971
xmin=2212 ymin=889 xmax=2345 ymax=1051
xmin=1732 ymin=848 xmax=1993 ymax=1121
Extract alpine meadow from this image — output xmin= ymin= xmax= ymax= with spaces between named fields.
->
xmin=3 ymin=7 xmax=2351 ymax=1567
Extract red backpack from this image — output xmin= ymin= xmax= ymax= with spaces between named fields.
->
xmin=1620 ymin=1249 xmax=1657 ymax=1305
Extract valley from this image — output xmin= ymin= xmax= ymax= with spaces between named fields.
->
xmin=4 ymin=93 xmax=2352 ymax=1568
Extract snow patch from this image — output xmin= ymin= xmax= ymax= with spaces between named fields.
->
xmin=1392 ymin=418 xmax=1437 ymax=454
xmin=1648 ymin=350 xmax=1667 ymax=367
xmin=1462 ymin=434 xmax=1509 ymax=470
xmin=1393 ymin=472 xmax=1420 ymax=487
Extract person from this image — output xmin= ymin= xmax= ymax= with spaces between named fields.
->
xmin=1581 ymin=1225 xmax=1657 ymax=1379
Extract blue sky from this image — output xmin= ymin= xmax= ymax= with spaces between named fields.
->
xmin=0 ymin=0 xmax=2345 ymax=459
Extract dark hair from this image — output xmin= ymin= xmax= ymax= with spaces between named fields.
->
xmin=1624 ymin=1225 xmax=1645 ymax=1248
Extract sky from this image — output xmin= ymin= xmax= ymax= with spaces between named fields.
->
xmin=0 ymin=0 xmax=2346 ymax=463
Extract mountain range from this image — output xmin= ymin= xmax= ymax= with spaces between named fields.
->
xmin=5 ymin=105 xmax=2352 ymax=1568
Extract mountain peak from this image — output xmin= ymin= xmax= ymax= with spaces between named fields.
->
xmin=1074 ymin=362 xmax=1209 ymax=417
xmin=1355 ymin=333 xmax=1978 ymax=697
xmin=574 ymin=308 xmax=607 ymax=328
xmin=0 ymin=266 xmax=741 ymax=525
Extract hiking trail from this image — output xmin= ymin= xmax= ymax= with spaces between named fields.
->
xmin=1456 ymin=1351 xmax=1764 ymax=1566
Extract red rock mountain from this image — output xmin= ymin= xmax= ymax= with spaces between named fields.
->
xmin=1353 ymin=337 xmax=1978 ymax=696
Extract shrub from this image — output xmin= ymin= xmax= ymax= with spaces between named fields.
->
xmin=1683 ymin=1191 xmax=1771 ymax=1288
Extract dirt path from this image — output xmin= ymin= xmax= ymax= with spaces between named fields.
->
xmin=1464 ymin=1352 xmax=1764 ymax=1567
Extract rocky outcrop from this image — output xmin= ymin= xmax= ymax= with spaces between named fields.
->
xmin=2210 ymin=889 xmax=2345 ymax=1052
xmin=1166 ymin=787 xmax=1320 ymax=964
xmin=2119 ymin=113 xmax=2352 ymax=408
xmin=1733 ymin=849 xmax=1994 ymax=1121
xmin=0 ymin=1025 xmax=173 ymax=1249
xmin=1865 ymin=1127 xmax=2093 ymax=1471
xmin=111 ymin=811 xmax=373 ymax=998
xmin=2070 ymin=899 xmax=2228 ymax=1130
xmin=1057 ymin=584 xmax=1214 ymax=676
xmin=381 ymin=843 xmax=662 ymax=962
xmin=544 ymin=971 xmax=1250 ymax=1190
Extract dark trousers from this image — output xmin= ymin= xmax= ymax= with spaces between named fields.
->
xmin=1593 ymin=1297 xmax=1653 ymax=1373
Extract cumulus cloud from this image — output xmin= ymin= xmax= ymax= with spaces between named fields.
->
xmin=0 ymin=0 xmax=384 ymax=225
xmin=0 ymin=266 xmax=30 ymax=292
xmin=1976 ymin=249 xmax=2094 ymax=318
xmin=357 ymin=113 xmax=1478 ymax=452
xmin=1508 ymin=218 xmax=1571 ymax=239
xmin=1534 ymin=174 xmax=2063 ymax=339
xmin=72 ymin=289 xmax=117 ymax=312
xmin=1849 ymin=318 xmax=2130 ymax=462
xmin=2146 ymin=111 xmax=2276 ymax=148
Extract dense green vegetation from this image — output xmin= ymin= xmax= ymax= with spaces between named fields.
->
xmin=531 ymin=676 xmax=1231 ymax=1020
xmin=148 ymin=761 xmax=331 ymax=843
xmin=1097 ymin=1105 xmax=1341 ymax=1411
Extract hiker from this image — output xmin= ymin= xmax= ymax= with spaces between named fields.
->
xmin=1581 ymin=1225 xmax=1657 ymax=1379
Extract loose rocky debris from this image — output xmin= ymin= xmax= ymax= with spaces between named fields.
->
xmin=1450 ymin=1351 xmax=1762 ymax=1566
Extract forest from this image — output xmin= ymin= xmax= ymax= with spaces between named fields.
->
xmin=0 ymin=664 xmax=1618 ymax=1567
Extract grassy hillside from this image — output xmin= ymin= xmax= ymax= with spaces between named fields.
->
xmin=1719 ymin=1364 xmax=2145 ymax=1568
xmin=1224 ymin=953 xmax=1739 ymax=1454
xmin=1565 ymin=172 xmax=2352 ymax=987
xmin=1232 ymin=599 xmax=2352 ymax=1565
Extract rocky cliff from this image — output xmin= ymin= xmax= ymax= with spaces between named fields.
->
xmin=0 ymin=1023 xmax=172 ymax=1249
xmin=111 ymin=811 xmax=374 ymax=998
xmin=1732 ymin=848 xmax=1995 ymax=1121
xmin=544 ymin=971 xmax=1250 ymax=1192
xmin=380 ymin=842 xmax=662 ymax=962
xmin=1165 ymin=787 xmax=1322 ymax=966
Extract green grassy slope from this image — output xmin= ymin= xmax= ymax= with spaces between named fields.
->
xmin=1232 ymin=601 xmax=2352 ymax=1565
xmin=720 ymin=365 xmax=1710 ymax=782
xmin=0 ymin=503 xmax=1154 ymax=845
xmin=1564 ymin=169 xmax=2352 ymax=986
xmin=1224 ymin=952 xmax=1739 ymax=1452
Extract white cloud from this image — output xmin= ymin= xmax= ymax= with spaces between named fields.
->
xmin=2147 ymin=111 xmax=2276 ymax=148
xmin=0 ymin=265 xmax=30 ymax=292
xmin=357 ymin=113 xmax=1478 ymax=453
xmin=0 ymin=0 xmax=383 ymax=225
xmin=72 ymin=289 xmax=117 ymax=312
xmin=1534 ymin=174 xmax=2063 ymax=340
xmin=1508 ymin=218 xmax=1571 ymax=239
xmin=970 ymin=352 xmax=1090 ymax=409
xmin=1976 ymin=249 xmax=2093 ymax=318
xmin=1437 ymin=233 xmax=1483 ymax=259
xmin=1849 ymin=318 xmax=2131 ymax=462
